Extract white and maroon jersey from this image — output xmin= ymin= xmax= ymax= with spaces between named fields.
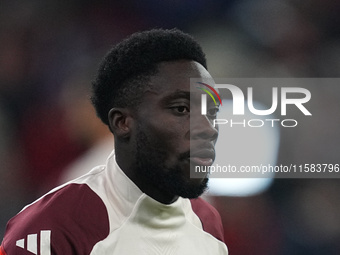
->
xmin=1 ymin=151 xmax=228 ymax=255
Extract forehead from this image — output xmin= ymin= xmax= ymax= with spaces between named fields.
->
xmin=147 ymin=60 xmax=213 ymax=94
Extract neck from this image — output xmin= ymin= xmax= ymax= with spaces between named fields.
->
xmin=132 ymin=175 xmax=179 ymax=204
xmin=115 ymin=149 xmax=178 ymax=205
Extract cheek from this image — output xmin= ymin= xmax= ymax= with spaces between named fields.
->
xmin=144 ymin=119 xmax=189 ymax=151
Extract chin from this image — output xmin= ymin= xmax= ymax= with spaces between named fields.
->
xmin=176 ymin=177 xmax=209 ymax=199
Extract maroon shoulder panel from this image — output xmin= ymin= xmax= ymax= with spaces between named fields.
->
xmin=1 ymin=184 xmax=109 ymax=254
xmin=190 ymin=197 xmax=225 ymax=242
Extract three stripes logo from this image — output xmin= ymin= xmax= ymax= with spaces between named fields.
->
xmin=16 ymin=230 xmax=51 ymax=255
xmin=195 ymin=82 xmax=222 ymax=115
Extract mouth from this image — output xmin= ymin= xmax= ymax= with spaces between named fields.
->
xmin=189 ymin=149 xmax=215 ymax=167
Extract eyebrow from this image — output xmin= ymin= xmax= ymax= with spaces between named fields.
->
xmin=161 ymin=90 xmax=190 ymax=102
xmin=158 ymin=89 xmax=222 ymax=107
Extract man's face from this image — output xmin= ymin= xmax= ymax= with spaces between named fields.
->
xmin=131 ymin=60 xmax=219 ymax=199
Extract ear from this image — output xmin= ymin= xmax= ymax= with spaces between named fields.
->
xmin=108 ymin=108 xmax=133 ymax=139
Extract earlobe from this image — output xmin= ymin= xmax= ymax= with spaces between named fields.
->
xmin=108 ymin=108 xmax=132 ymax=139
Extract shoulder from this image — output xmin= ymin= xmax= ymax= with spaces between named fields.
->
xmin=1 ymin=183 xmax=109 ymax=254
xmin=190 ymin=197 xmax=225 ymax=242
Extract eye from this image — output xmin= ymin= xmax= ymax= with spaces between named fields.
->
xmin=170 ymin=105 xmax=190 ymax=115
xmin=175 ymin=106 xmax=190 ymax=113
xmin=207 ymin=107 xmax=219 ymax=117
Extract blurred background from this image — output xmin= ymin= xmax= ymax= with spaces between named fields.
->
xmin=0 ymin=0 xmax=340 ymax=254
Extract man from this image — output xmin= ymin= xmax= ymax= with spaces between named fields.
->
xmin=1 ymin=29 xmax=228 ymax=254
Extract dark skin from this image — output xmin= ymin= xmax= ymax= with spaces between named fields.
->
xmin=108 ymin=60 xmax=219 ymax=204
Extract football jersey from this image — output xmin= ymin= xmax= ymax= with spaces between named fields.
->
xmin=1 ymin=151 xmax=228 ymax=254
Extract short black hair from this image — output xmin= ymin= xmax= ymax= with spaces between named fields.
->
xmin=91 ymin=28 xmax=207 ymax=126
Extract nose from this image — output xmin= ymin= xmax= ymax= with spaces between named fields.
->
xmin=190 ymin=114 xmax=219 ymax=142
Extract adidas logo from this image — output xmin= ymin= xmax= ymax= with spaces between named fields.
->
xmin=16 ymin=230 xmax=51 ymax=255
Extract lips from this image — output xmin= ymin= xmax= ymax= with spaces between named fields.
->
xmin=189 ymin=149 xmax=215 ymax=166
